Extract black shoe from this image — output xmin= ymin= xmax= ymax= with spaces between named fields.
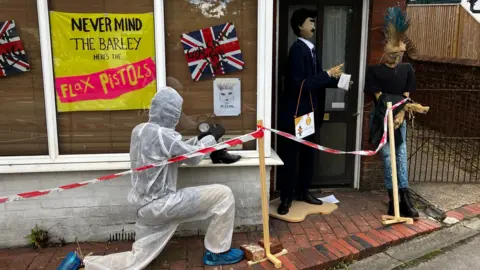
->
xmin=399 ymin=188 xmax=420 ymax=219
xmin=297 ymin=191 xmax=323 ymax=205
xmin=277 ymin=197 xmax=292 ymax=215
xmin=387 ymin=189 xmax=394 ymax=216
xmin=210 ymin=149 xmax=241 ymax=164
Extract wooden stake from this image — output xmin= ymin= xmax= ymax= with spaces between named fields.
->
xmin=381 ymin=103 xmax=414 ymax=225
xmin=247 ymin=249 xmax=288 ymax=266
xmin=257 ymin=120 xmax=282 ymax=269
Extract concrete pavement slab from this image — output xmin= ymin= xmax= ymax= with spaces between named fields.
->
xmin=385 ymin=222 xmax=478 ymax=262
xmin=348 ymin=253 xmax=403 ymax=270
xmin=410 ymin=183 xmax=480 ymax=212
xmin=406 ymin=235 xmax=480 ymax=270
xmin=462 ymin=218 xmax=480 ymax=231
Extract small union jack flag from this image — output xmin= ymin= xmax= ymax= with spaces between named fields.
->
xmin=0 ymin=20 xmax=30 ymax=77
xmin=181 ymin=22 xmax=244 ymax=81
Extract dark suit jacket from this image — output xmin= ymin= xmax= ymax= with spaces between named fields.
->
xmin=279 ymin=40 xmax=338 ymax=131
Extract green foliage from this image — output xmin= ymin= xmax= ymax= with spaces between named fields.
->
xmin=25 ymin=224 xmax=49 ymax=250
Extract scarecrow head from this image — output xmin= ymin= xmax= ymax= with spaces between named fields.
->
xmin=290 ymin=8 xmax=317 ymax=39
xmin=382 ymin=7 xmax=415 ymax=66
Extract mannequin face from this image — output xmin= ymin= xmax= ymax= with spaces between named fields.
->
xmin=299 ymin=17 xmax=316 ymax=39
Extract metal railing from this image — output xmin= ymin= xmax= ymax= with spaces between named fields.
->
xmin=407 ymin=88 xmax=480 ymax=182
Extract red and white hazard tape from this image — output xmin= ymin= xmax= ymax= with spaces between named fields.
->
xmin=0 ymin=99 xmax=408 ymax=204
xmin=265 ymin=98 xmax=409 ymax=156
xmin=0 ymin=130 xmax=264 ymax=204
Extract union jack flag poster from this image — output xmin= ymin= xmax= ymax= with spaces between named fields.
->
xmin=181 ymin=22 xmax=244 ymax=81
xmin=0 ymin=20 xmax=30 ymax=77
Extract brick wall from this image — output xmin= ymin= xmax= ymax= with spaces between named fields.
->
xmin=359 ymin=0 xmax=408 ymax=190
xmin=409 ymin=56 xmax=480 ymax=137
xmin=0 ymin=167 xmax=271 ymax=248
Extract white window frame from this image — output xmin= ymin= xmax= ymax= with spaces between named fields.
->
xmin=353 ymin=0 xmax=370 ymax=189
xmin=0 ymin=0 xmax=274 ymax=172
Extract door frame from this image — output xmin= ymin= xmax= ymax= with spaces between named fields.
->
xmin=272 ymin=0 xmax=370 ymax=189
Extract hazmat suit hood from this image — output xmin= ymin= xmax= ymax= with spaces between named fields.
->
xmin=148 ymin=87 xmax=182 ymax=129
xmin=127 ymin=86 xmax=217 ymax=207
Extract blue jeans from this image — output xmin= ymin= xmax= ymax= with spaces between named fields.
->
xmin=370 ymin=111 xmax=409 ymax=189
xmin=380 ymin=121 xmax=409 ymax=189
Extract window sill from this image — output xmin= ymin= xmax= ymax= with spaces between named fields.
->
xmin=0 ymin=149 xmax=284 ymax=174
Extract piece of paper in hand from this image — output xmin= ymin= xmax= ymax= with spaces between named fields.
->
xmin=337 ymin=74 xmax=351 ymax=91
xmin=317 ymin=194 xmax=340 ymax=204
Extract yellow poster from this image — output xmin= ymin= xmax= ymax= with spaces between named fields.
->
xmin=50 ymin=11 xmax=156 ymax=112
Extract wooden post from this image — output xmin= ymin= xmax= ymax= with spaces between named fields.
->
xmin=257 ymin=120 xmax=282 ymax=268
xmin=388 ymin=102 xmax=401 ymax=219
xmin=381 ymin=103 xmax=414 ymax=225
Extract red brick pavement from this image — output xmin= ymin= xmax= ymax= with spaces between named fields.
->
xmin=0 ymin=191 xmax=447 ymax=270
xmin=446 ymin=203 xmax=480 ymax=222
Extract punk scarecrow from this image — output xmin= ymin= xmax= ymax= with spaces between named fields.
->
xmin=364 ymin=7 xmax=428 ymax=219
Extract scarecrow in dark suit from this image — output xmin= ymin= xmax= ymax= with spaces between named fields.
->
xmin=276 ymin=8 xmax=344 ymax=215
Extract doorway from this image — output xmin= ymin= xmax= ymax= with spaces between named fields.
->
xmin=275 ymin=0 xmax=364 ymax=188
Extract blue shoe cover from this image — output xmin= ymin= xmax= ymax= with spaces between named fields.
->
xmin=57 ymin=251 xmax=82 ymax=270
xmin=203 ymin=248 xmax=245 ymax=266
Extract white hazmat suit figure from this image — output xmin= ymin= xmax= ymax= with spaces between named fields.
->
xmin=83 ymin=87 xmax=244 ymax=270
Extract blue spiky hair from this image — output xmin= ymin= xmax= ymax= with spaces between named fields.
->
xmin=383 ymin=6 xmax=410 ymax=46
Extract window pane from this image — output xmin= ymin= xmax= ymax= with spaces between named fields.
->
xmin=49 ymin=0 xmax=154 ymax=154
xmin=0 ymin=0 xmax=48 ymax=156
xmin=322 ymin=6 xmax=352 ymax=113
xmin=164 ymin=0 xmax=258 ymax=150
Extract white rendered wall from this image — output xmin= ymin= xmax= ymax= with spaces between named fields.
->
xmin=0 ymin=166 xmax=270 ymax=248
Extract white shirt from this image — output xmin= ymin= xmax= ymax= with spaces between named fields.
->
xmin=298 ymin=37 xmax=315 ymax=57
xmin=298 ymin=37 xmax=332 ymax=76
xmin=298 ymin=37 xmax=330 ymax=75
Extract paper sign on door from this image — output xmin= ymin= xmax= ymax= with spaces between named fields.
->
xmin=294 ymin=112 xmax=315 ymax=139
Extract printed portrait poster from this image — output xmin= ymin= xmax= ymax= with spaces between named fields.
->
xmin=213 ymin=78 xmax=241 ymax=116
xmin=49 ymin=12 xmax=156 ymax=112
